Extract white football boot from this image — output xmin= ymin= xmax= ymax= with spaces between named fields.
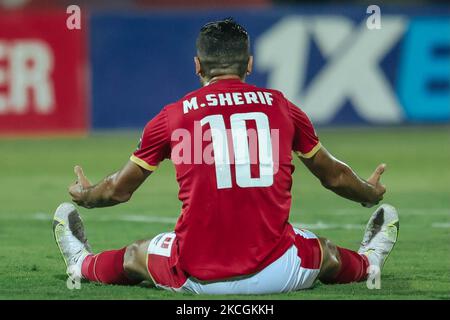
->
xmin=358 ymin=204 xmax=399 ymax=272
xmin=53 ymin=203 xmax=92 ymax=280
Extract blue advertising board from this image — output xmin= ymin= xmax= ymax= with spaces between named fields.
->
xmin=89 ymin=6 xmax=450 ymax=129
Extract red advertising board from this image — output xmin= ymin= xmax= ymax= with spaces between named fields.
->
xmin=0 ymin=11 xmax=87 ymax=135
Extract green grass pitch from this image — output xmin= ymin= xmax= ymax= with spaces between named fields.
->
xmin=0 ymin=126 xmax=449 ymax=300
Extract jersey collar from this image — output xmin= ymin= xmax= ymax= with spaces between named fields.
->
xmin=204 ymin=78 xmax=243 ymax=86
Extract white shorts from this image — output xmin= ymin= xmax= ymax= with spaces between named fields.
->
xmin=146 ymin=228 xmax=323 ymax=295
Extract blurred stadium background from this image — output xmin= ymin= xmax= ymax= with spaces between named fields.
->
xmin=0 ymin=0 xmax=449 ymax=299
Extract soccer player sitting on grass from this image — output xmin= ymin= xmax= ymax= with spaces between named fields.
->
xmin=53 ymin=18 xmax=398 ymax=294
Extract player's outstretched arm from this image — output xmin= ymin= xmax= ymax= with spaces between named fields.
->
xmin=68 ymin=161 xmax=151 ymax=208
xmin=300 ymin=146 xmax=386 ymax=207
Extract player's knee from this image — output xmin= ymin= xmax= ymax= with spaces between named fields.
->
xmin=319 ymin=237 xmax=341 ymax=277
xmin=123 ymin=243 xmax=139 ymax=274
xmin=123 ymin=241 xmax=147 ymax=276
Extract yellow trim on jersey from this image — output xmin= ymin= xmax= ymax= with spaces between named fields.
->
xmin=130 ymin=155 xmax=158 ymax=171
xmin=296 ymin=142 xmax=322 ymax=159
xmin=316 ymin=237 xmax=324 ymax=270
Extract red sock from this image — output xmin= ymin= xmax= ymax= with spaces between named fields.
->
xmin=328 ymin=247 xmax=369 ymax=284
xmin=81 ymin=247 xmax=139 ymax=285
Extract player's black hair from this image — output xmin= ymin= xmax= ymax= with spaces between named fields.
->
xmin=196 ymin=18 xmax=250 ymax=80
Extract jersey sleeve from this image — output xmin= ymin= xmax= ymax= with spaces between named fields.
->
xmin=288 ymin=101 xmax=321 ymax=158
xmin=130 ymin=108 xmax=171 ymax=171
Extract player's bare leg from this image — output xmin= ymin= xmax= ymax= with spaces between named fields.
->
xmin=317 ymin=237 xmax=341 ymax=282
xmin=122 ymin=239 xmax=153 ymax=282
xmin=53 ymin=202 xmax=152 ymax=286
xmin=317 ymin=204 xmax=399 ymax=284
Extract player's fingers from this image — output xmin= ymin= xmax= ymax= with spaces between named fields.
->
xmin=69 ymin=179 xmax=81 ymax=190
xmin=74 ymin=165 xmax=83 ymax=178
xmin=374 ymin=163 xmax=386 ymax=178
xmin=369 ymin=163 xmax=386 ymax=184
xmin=68 ymin=183 xmax=79 ymax=199
xmin=377 ymin=163 xmax=386 ymax=175
xmin=74 ymin=165 xmax=91 ymax=188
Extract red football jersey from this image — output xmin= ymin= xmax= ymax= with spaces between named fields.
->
xmin=131 ymin=79 xmax=321 ymax=281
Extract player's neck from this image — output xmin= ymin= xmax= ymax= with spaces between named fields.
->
xmin=204 ymin=75 xmax=243 ymax=86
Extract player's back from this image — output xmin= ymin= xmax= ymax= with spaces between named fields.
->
xmin=134 ymin=78 xmax=321 ymax=281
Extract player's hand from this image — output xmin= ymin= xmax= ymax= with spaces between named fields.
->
xmin=69 ymin=165 xmax=92 ymax=206
xmin=362 ymin=163 xmax=387 ymax=208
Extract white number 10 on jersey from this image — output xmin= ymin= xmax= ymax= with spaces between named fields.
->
xmin=201 ymin=112 xmax=274 ymax=189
